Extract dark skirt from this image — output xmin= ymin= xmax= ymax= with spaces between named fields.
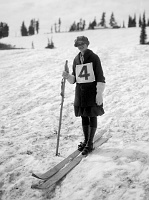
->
xmin=74 ymin=104 xmax=104 ymax=117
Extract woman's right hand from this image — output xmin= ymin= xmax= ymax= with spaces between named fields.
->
xmin=62 ymin=71 xmax=69 ymax=79
xmin=62 ymin=63 xmax=69 ymax=78
xmin=62 ymin=71 xmax=75 ymax=84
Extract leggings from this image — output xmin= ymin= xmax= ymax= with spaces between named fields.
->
xmin=81 ymin=116 xmax=97 ymax=128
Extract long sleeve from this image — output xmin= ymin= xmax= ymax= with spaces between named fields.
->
xmin=94 ymin=55 xmax=105 ymax=83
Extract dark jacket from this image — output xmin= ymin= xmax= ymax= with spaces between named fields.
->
xmin=72 ymin=49 xmax=105 ymax=107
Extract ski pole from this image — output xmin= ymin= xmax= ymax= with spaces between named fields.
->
xmin=56 ymin=60 xmax=68 ymax=156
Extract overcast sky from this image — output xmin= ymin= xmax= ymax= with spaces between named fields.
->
xmin=0 ymin=0 xmax=149 ymax=35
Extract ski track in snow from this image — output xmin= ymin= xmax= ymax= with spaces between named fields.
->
xmin=0 ymin=28 xmax=149 ymax=200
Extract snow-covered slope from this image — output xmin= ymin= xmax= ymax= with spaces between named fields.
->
xmin=0 ymin=27 xmax=149 ymax=200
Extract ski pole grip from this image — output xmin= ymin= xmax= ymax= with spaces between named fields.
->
xmin=64 ymin=60 xmax=69 ymax=73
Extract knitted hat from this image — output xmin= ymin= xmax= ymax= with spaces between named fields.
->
xmin=74 ymin=36 xmax=90 ymax=47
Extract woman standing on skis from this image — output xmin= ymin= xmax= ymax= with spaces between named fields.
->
xmin=62 ymin=36 xmax=105 ymax=155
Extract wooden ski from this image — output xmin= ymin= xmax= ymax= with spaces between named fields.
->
xmin=31 ymin=136 xmax=110 ymax=190
xmin=32 ymin=130 xmax=105 ymax=180
xmin=32 ymin=150 xmax=80 ymax=180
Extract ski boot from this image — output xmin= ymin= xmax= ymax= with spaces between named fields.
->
xmin=82 ymin=127 xmax=96 ymax=156
xmin=78 ymin=126 xmax=89 ymax=151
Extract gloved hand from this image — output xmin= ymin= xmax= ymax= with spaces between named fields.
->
xmin=96 ymin=82 xmax=105 ymax=106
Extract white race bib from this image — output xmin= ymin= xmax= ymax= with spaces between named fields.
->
xmin=76 ymin=62 xmax=95 ymax=83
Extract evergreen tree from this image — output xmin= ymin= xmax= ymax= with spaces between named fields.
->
xmin=88 ymin=18 xmax=97 ymax=29
xmin=99 ymin=12 xmax=106 ymax=27
xmin=132 ymin=14 xmax=136 ymax=27
xmin=21 ymin=21 xmax=28 ymax=36
xmin=139 ymin=15 xmax=142 ymax=27
xmin=58 ymin=18 xmax=61 ymax=32
xmin=82 ymin=20 xmax=86 ymax=30
xmin=78 ymin=18 xmax=84 ymax=30
xmin=128 ymin=15 xmax=132 ymax=27
xmin=28 ymin=19 xmax=35 ymax=35
xmin=91 ymin=18 xmax=97 ymax=29
xmin=69 ymin=21 xmax=77 ymax=31
xmin=122 ymin=21 xmax=125 ymax=28
xmin=45 ymin=37 xmax=55 ymax=49
xmin=54 ymin=23 xmax=57 ymax=33
xmin=109 ymin=12 xmax=117 ymax=27
xmin=0 ymin=27 xmax=2 ymax=39
xmin=1 ymin=23 xmax=9 ymax=37
xmin=147 ymin=19 xmax=149 ymax=26
xmin=128 ymin=14 xmax=136 ymax=27
xmin=78 ymin=22 xmax=80 ymax=30
xmin=140 ymin=12 xmax=147 ymax=44
xmin=51 ymin=26 xmax=53 ymax=33
xmin=88 ymin=22 xmax=92 ymax=30
xmin=36 ymin=20 xmax=39 ymax=34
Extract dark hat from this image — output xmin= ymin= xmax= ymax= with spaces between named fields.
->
xmin=74 ymin=36 xmax=90 ymax=47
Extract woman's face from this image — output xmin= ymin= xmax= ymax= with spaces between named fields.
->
xmin=77 ymin=43 xmax=88 ymax=54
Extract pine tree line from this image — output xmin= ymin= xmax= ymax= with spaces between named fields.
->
xmin=70 ymin=12 xmax=122 ymax=31
xmin=2 ymin=12 xmax=149 ymax=37
xmin=88 ymin=12 xmax=121 ymax=30
xmin=21 ymin=19 xmax=39 ymax=36
xmin=127 ymin=13 xmax=149 ymax=27
xmin=69 ymin=12 xmax=149 ymax=31
xmin=19 ymin=13 xmax=149 ymax=35
xmin=0 ymin=22 xmax=9 ymax=39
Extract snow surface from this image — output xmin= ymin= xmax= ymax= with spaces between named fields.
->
xmin=0 ymin=27 xmax=149 ymax=200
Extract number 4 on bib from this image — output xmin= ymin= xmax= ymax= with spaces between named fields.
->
xmin=76 ymin=62 xmax=95 ymax=83
xmin=78 ymin=65 xmax=90 ymax=80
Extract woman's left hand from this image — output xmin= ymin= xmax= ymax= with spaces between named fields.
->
xmin=96 ymin=93 xmax=103 ymax=106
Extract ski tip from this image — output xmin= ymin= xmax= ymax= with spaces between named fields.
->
xmin=31 ymin=172 xmax=36 ymax=177
xmin=31 ymin=184 xmax=48 ymax=190
xmin=32 ymin=172 xmax=44 ymax=180
xmin=31 ymin=184 xmax=41 ymax=189
xmin=32 ymin=173 xmax=40 ymax=179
